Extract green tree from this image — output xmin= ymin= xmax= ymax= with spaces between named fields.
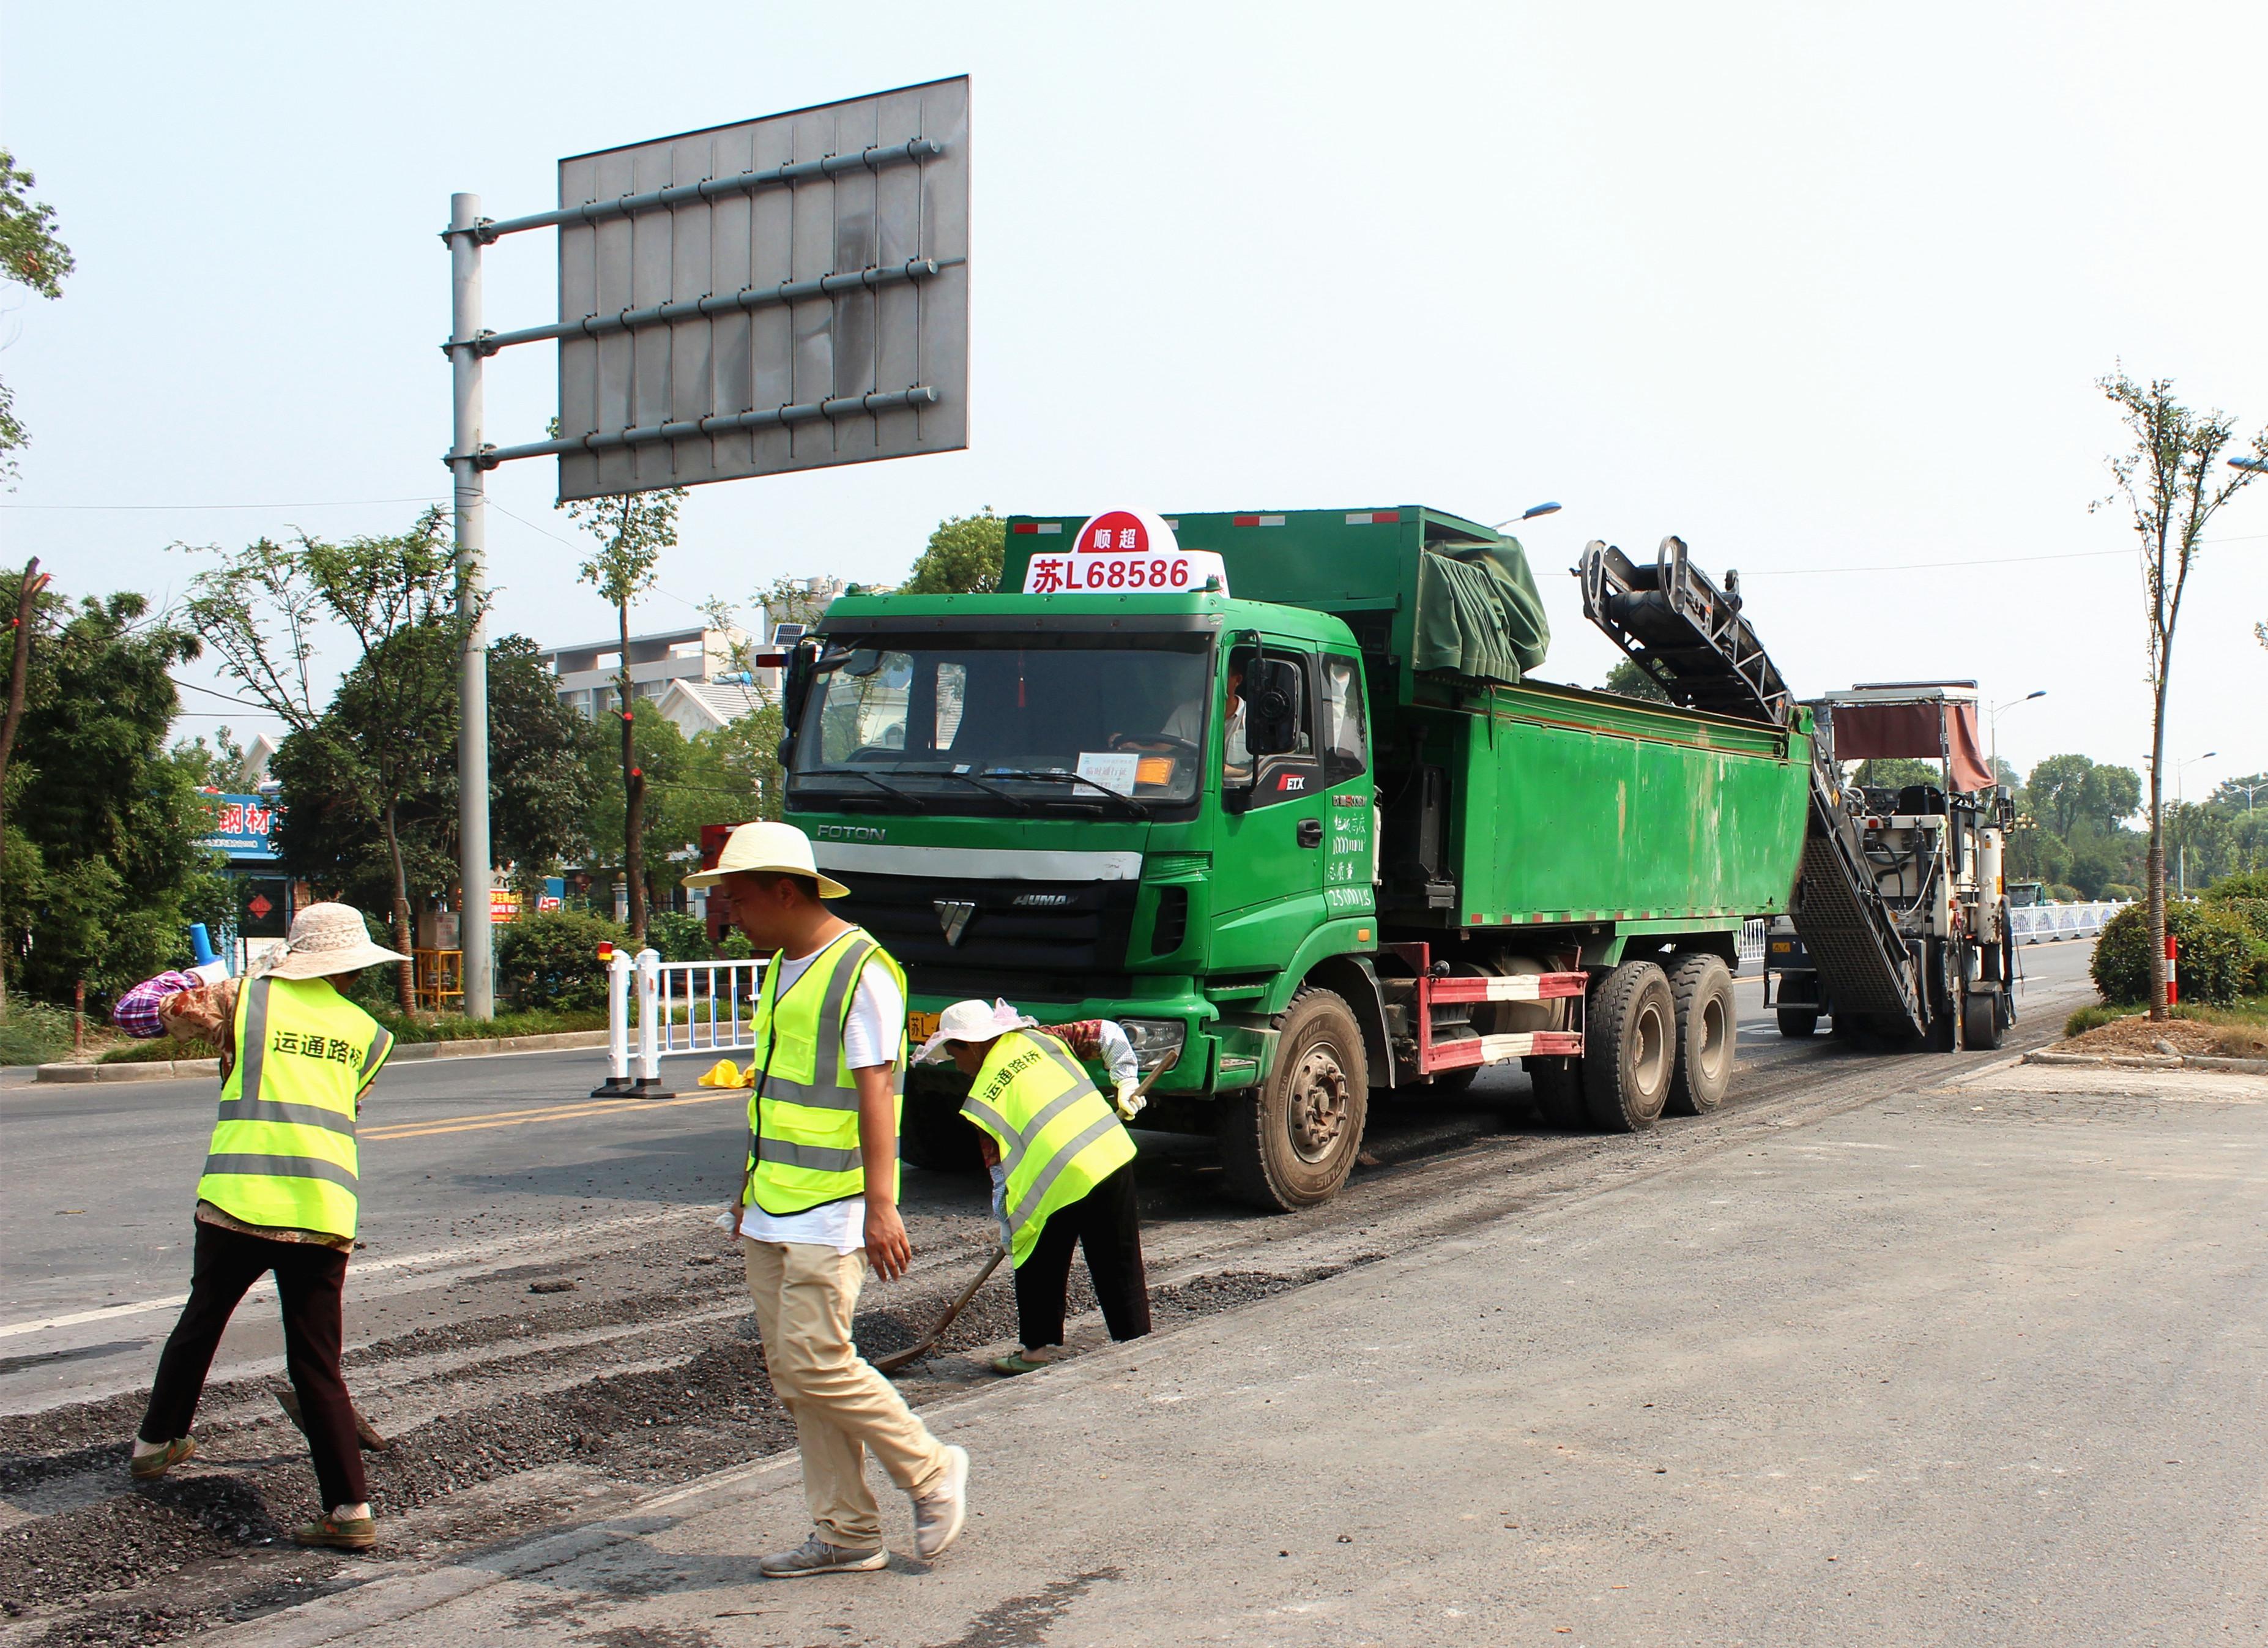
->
xmin=903 ymin=509 xmax=1005 ymax=594
xmin=0 ymin=152 xmax=75 ymax=482
xmin=0 ymin=578 xmax=228 ymax=1006
xmin=1601 ymin=658 xmax=1669 ymax=701
xmin=563 ymin=488 xmax=685 ymax=944
xmin=2026 ymin=753 xmax=2095 ymax=838
xmin=2096 ymin=369 xmax=2268 ymax=1016
xmin=579 ymin=699 xmax=754 ymax=917
xmin=2081 ymin=764 xmax=2142 ymax=833
xmin=1853 ymin=758 xmax=1941 ymax=791
xmin=185 ymin=513 xmax=471 ymax=1007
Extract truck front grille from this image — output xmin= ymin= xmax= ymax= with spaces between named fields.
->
xmin=831 ymin=872 xmax=1140 ymax=1004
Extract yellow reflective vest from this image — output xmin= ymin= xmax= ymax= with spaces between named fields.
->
xmin=744 ymin=927 xmax=907 ymax=1216
xmin=197 ymin=977 xmax=394 ymax=1240
xmin=959 ymin=1029 xmax=1137 ymax=1268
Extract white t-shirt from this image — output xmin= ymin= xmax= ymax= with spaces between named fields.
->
xmin=739 ymin=936 xmax=904 ymax=1255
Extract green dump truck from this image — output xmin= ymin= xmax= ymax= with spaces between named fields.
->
xmin=778 ymin=506 xmax=1814 ymax=1210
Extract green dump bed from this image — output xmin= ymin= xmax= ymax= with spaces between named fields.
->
xmin=1002 ymin=505 xmax=1813 ymax=941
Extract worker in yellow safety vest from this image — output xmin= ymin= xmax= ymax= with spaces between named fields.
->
xmin=121 ymin=903 xmax=404 ymax=1552
xmin=686 ymin=821 xmax=969 ymax=1578
xmin=916 ymin=999 xmax=1153 ymax=1376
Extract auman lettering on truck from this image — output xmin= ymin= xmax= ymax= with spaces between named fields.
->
xmin=775 ymin=506 xmax=1815 ymax=1210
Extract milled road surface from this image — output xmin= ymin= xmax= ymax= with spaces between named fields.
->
xmin=0 ymin=942 xmax=2102 ymax=1644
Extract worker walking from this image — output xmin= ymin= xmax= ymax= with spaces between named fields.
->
xmin=685 ymin=822 xmax=969 ymax=1578
xmin=117 ymin=903 xmax=404 ymax=1551
xmin=916 ymin=1001 xmax=1153 ymax=1376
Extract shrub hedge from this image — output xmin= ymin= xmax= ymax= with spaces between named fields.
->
xmin=2091 ymin=900 xmax=2266 ymax=1006
xmin=495 ymin=909 xmax=627 ymax=1012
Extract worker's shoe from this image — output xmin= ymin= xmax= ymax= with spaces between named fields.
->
xmin=290 ymin=1512 xmax=377 ymax=1550
xmin=990 ymin=1345 xmax=1068 ymax=1376
xmin=128 ymin=1436 xmax=196 ymax=1480
xmin=910 ymin=1444 xmax=970 ymax=1560
xmin=757 ymin=1535 xmax=888 ymax=1578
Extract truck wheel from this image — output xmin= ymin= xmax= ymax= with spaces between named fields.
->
xmin=1777 ymin=1008 xmax=1819 ymax=1039
xmin=1219 ymin=988 xmax=1369 ymax=1212
xmin=1525 ymin=1056 xmax=1586 ymax=1130
xmin=1961 ymin=991 xmax=2002 ymax=1051
xmin=1664 ymin=954 xmax=1735 ymax=1116
xmin=899 ymin=1090 xmax=984 ymax=1177
xmin=1584 ymin=963 xmax=1675 ymax=1133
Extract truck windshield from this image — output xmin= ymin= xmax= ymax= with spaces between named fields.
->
xmin=789 ymin=634 xmax=1213 ymax=813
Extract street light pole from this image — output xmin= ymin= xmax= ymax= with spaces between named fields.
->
xmin=446 ymin=193 xmax=494 ymax=1019
xmin=1988 ymin=690 xmax=2046 ymax=784
xmin=2174 ymin=750 xmax=2218 ymax=896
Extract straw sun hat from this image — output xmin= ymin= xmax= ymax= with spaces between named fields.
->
xmin=258 ymin=902 xmax=410 ymax=980
xmin=680 ymin=821 xmax=850 ymax=898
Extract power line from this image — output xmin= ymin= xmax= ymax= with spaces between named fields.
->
xmin=169 ymin=676 xmax=276 ymax=712
xmin=1 ymin=495 xmax=447 ymax=512
xmin=1739 ymin=531 xmax=2267 ymax=578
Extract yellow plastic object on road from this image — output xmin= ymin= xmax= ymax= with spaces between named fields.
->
xmin=696 ymin=1059 xmax=753 ymax=1089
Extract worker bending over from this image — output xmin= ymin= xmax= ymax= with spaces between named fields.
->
xmin=115 ymin=903 xmax=403 ymax=1550
xmin=686 ymin=822 xmax=969 ymax=1578
xmin=917 ymin=1001 xmax=1152 ymax=1375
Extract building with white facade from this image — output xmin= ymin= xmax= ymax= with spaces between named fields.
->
xmin=545 ymin=625 xmax=751 ymax=721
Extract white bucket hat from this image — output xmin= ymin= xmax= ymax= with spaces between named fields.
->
xmin=258 ymin=901 xmax=410 ymax=981
xmin=681 ymin=821 xmax=849 ymax=898
xmin=914 ymin=998 xmax=1038 ymax=1064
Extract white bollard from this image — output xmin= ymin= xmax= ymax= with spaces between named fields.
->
xmin=634 ymin=947 xmax=675 ymax=1098
xmin=590 ymin=945 xmax=638 ymax=1097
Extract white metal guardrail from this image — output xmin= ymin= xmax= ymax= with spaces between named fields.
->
xmin=592 ymin=947 xmax=768 ymax=1098
xmin=1737 ymin=919 xmax=1767 ymax=969
xmin=2007 ymin=901 xmax=2124 ymax=945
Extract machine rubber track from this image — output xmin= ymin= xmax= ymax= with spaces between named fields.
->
xmin=1579 ymin=537 xmax=1928 ymax=1038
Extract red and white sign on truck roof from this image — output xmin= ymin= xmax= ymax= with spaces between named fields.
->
xmin=1021 ymin=509 xmax=1230 ymax=595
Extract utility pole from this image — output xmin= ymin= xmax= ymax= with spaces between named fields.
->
xmin=446 ymin=193 xmax=494 ymax=1018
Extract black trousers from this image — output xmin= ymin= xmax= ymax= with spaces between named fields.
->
xmin=1016 ymin=1161 xmax=1151 ymax=1349
xmin=139 ymin=1219 xmax=365 ymax=1510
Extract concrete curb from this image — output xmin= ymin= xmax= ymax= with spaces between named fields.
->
xmin=2023 ymin=1050 xmax=2268 ymax=1075
xmin=37 ymin=1030 xmax=612 ymax=1084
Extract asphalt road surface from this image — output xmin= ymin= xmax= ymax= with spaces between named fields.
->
xmin=0 ymin=939 xmax=2104 ymax=1645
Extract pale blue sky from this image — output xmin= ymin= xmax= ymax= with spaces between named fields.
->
xmin=3 ymin=0 xmax=2263 ymax=792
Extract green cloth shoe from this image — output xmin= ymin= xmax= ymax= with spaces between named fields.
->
xmin=129 ymin=1437 xmax=196 ymax=1480
xmin=291 ymin=1512 xmax=377 ymax=1550
xmin=990 ymin=1347 xmax=1067 ymax=1376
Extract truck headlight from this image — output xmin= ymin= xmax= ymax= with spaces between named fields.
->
xmin=1118 ymin=1018 xmax=1188 ymax=1072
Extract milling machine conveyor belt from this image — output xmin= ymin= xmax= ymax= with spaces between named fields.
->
xmin=1577 ymin=537 xmax=1929 ymax=1038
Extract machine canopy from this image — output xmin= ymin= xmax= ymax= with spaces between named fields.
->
xmin=1821 ymin=684 xmax=1994 ymax=794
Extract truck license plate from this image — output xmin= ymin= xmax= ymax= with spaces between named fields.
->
xmin=907 ymin=1010 xmax=940 ymax=1044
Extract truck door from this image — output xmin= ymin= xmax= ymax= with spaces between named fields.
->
xmin=1210 ymin=642 xmax=1344 ymax=971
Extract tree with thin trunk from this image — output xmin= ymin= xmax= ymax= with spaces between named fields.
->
xmin=0 ymin=557 xmax=52 ymax=1009
xmin=2094 ymin=370 xmax=2268 ymax=1019
xmin=563 ymin=488 xmax=683 ymax=945
xmin=0 ymin=151 xmax=75 ymax=484
xmin=184 ymin=512 xmax=472 ymax=1010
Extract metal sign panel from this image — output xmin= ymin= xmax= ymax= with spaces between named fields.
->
xmin=554 ymin=76 xmax=969 ymax=502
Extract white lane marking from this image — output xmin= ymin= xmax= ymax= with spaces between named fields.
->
xmin=0 ymin=1207 xmax=697 ymax=1341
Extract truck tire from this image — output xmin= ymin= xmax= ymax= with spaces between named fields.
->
xmin=1777 ymin=1008 xmax=1819 ymax=1039
xmin=899 ymin=1090 xmax=985 ymax=1177
xmin=1583 ymin=962 xmax=1675 ymax=1133
xmin=1664 ymin=953 xmax=1735 ymax=1116
xmin=1961 ymin=991 xmax=2002 ymax=1051
xmin=1525 ymin=1056 xmax=1586 ymax=1130
xmin=1219 ymin=988 xmax=1369 ymax=1212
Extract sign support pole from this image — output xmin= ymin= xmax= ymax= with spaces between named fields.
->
xmin=448 ymin=192 xmax=494 ymax=1018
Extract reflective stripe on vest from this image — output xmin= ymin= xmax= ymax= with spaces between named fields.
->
xmin=744 ymin=928 xmax=907 ymax=1216
xmin=960 ymin=1030 xmax=1136 ymax=1268
xmin=196 ymin=976 xmax=391 ymax=1240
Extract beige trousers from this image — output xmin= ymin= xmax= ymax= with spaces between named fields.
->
xmin=742 ymin=1237 xmax=950 ymax=1550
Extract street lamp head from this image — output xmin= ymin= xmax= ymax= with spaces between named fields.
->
xmin=1491 ymin=503 xmax=1563 ymax=528
xmin=2025 ymin=690 xmax=2045 ymax=701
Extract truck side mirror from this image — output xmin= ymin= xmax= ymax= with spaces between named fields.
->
xmin=776 ymin=637 xmax=831 ymax=767
xmin=1244 ymin=658 xmax=1305 ymax=758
